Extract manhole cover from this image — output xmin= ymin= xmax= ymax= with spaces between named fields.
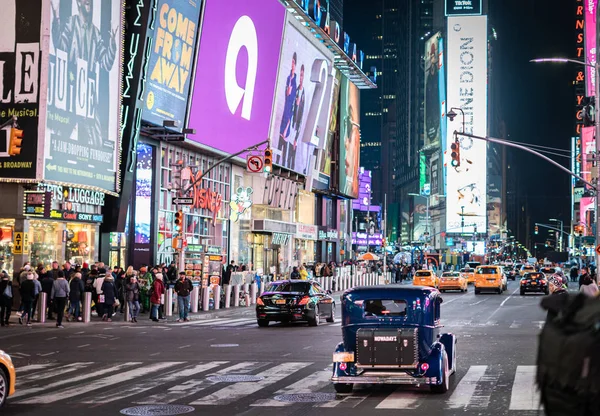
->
xmin=207 ymin=374 xmax=264 ymax=382
xmin=274 ymin=393 xmax=337 ymax=403
xmin=120 ymin=405 xmax=195 ymax=416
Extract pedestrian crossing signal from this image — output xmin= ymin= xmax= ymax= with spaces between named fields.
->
xmin=9 ymin=128 xmax=23 ymax=156
xmin=264 ymin=148 xmax=272 ymax=173
xmin=450 ymin=140 xmax=460 ymax=167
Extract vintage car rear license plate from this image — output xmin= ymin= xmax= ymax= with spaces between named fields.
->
xmin=275 ymin=299 xmax=286 ymax=304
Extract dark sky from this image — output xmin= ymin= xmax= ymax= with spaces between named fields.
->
xmin=493 ymin=0 xmax=575 ymax=244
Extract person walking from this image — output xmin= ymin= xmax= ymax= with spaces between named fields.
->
xmin=101 ymin=273 xmax=117 ymax=322
xmin=174 ymin=272 xmax=193 ymax=322
xmin=68 ymin=272 xmax=84 ymax=321
xmin=0 ymin=271 xmax=13 ymax=326
xmin=51 ymin=271 xmax=69 ymax=328
xmin=31 ymin=273 xmax=42 ymax=321
xmin=299 ymin=265 xmax=308 ymax=280
xmin=579 ymin=274 xmax=599 ymax=297
xmin=19 ymin=272 xmax=36 ymax=326
xmin=149 ymin=273 xmax=165 ymax=322
xmin=578 ymin=267 xmax=591 ymax=289
xmin=125 ymin=274 xmax=141 ymax=323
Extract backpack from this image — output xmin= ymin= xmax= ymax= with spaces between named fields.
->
xmin=537 ymin=294 xmax=600 ymax=395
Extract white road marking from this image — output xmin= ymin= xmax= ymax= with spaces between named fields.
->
xmin=447 ymin=365 xmax=488 ymax=408
xmin=190 ymin=362 xmax=307 ymax=405
xmin=251 ymin=367 xmax=332 ymax=407
xmin=485 ymin=287 xmax=520 ymax=322
xmin=15 ymin=363 xmax=56 ymax=374
xmin=509 ymin=321 xmax=522 ymax=329
xmin=77 ymin=344 xmax=90 ymax=348
xmin=532 ymin=321 xmax=545 ymax=329
xmin=18 ymin=362 xmax=94 ymax=384
xmin=509 ymin=366 xmax=541 ymax=410
xmin=375 ymin=390 xmax=420 ymax=409
xmin=37 ymin=351 xmax=58 ymax=357
xmin=317 ymin=394 xmax=368 ymax=408
xmin=179 ymin=345 xmax=191 ymax=349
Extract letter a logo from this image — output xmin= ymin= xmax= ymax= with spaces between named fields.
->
xmin=224 ymin=16 xmax=258 ymax=121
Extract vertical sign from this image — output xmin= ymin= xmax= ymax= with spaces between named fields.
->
xmin=585 ymin=0 xmax=597 ymax=96
xmin=575 ymin=0 xmax=585 ymax=136
xmin=132 ymin=142 xmax=154 ymax=267
xmin=446 ymin=15 xmax=488 ymax=234
xmin=424 ymin=32 xmax=442 ymax=149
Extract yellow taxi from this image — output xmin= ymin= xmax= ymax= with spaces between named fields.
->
xmin=460 ymin=267 xmax=476 ymax=284
xmin=0 ymin=350 xmax=15 ymax=407
xmin=520 ymin=264 xmax=536 ymax=276
xmin=474 ymin=265 xmax=504 ymax=294
xmin=438 ymin=271 xmax=468 ymax=292
xmin=413 ymin=269 xmax=438 ymax=288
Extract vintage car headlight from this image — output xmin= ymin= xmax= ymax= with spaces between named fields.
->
xmin=333 ymin=352 xmax=355 ymax=362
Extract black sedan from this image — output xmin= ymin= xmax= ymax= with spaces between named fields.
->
xmin=520 ymin=272 xmax=549 ymax=295
xmin=256 ymin=280 xmax=335 ymax=327
xmin=505 ymin=266 xmax=518 ymax=281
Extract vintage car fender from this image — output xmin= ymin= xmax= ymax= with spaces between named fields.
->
xmin=439 ymin=333 xmax=457 ymax=374
xmin=332 ymin=342 xmax=359 ymax=378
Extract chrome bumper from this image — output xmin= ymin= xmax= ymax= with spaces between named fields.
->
xmin=332 ymin=373 xmax=438 ymax=385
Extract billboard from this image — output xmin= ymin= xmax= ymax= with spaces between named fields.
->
xmin=133 ymin=142 xmax=154 ymax=266
xmin=586 ymin=0 xmax=596 ymax=97
xmin=339 ymin=77 xmax=361 ymax=198
xmin=581 ymin=126 xmax=595 ymax=189
xmin=446 ymin=15 xmax=487 ymax=234
xmin=424 ymin=32 xmax=442 ymax=149
xmin=352 ymin=168 xmax=381 ymax=212
xmin=188 ymin=0 xmax=285 ymax=154
xmin=144 ymin=0 xmax=202 ymax=130
xmin=446 ymin=0 xmax=482 ymax=16
xmin=0 ymin=0 xmax=42 ymax=180
xmin=270 ymin=14 xmax=336 ymax=175
xmin=44 ymin=0 xmax=122 ymax=193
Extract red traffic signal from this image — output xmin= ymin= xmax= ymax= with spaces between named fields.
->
xmin=450 ymin=140 xmax=460 ymax=167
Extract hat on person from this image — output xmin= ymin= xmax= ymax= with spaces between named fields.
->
xmin=83 ymin=262 xmax=89 ymax=268
xmin=23 ymin=265 xmax=31 ymax=271
xmin=179 ymin=271 xmax=186 ymax=275
xmin=548 ymin=275 xmax=565 ymax=291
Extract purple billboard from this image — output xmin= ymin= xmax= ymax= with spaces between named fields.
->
xmin=352 ymin=168 xmax=381 ymax=212
xmin=187 ymin=0 xmax=285 ymax=152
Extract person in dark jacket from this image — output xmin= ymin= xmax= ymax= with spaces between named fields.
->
xmin=51 ymin=271 xmax=69 ymax=328
xmin=101 ymin=274 xmax=117 ymax=322
xmin=174 ymin=272 xmax=193 ymax=322
xmin=125 ymin=275 xmax=141 ymax=323
xmin=290 ymin=267 xmax=300 ymax=279
xmin=578 ymin=267 xmax=591 ymax=289
xmin=167 ymin=262 xmax=178 ymax=283
xmin=569 ymin=266 xmax=579 ymax=282
xmin=68 ymin=272 xmax=85 ymax=321
xmin=0 ymin=271 xmax=13 ymax=326
xmin=19 ymin=272 xmax=36 ymax=326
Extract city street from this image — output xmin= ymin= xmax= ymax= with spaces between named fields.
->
xmin=0 ymin=280 xmax=555 ymax=416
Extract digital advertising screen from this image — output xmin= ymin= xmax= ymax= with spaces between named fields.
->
xmin=144 ymin=0 xmax=202 ymax=130
xmin=446 ymin=15 xmax=488 ymax=234
xmin=269 ymin=13 xmax=336 ymax=175
xmin=134 ymin=142 xmax=154 ymax=245
xmin=352 ymin=168 xmax=381 ymax=212
xmin=44 ymin=0 xmax=122 ymax=193
xmin=446 ymin=0 xmax=482 ymax=16
xmin=339 ymin=77 xmax=360 ymax=198
xmin=424 ymin=32 xmax=442 ymax=149
xmin=581 ymin=126 xmax=595 ymax=188
xmin=586 ymin=0 xmax=596 ymax=97
xmin=187 ymin=0 xmax=285 ymax=154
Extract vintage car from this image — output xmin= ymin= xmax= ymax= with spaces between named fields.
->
xmin=0 ymin=350 xmax=15 ymax=407
xmin=331 ymin=286 xmax=457 ymax=394
xmin=438 ymin=271 xmax=468 ymax=292
xmin=412 ymin=270 xmax=439 ymax=288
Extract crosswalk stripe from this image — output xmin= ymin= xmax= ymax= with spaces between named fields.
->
xmin=15 ymin=363 xmax=57 ymax=374
xmin=250 ymin=368 xmax=332 ymax=407
xmin=81 ymin=362 xmax=228 ymax=404
xmin=509 ymin=366 xmax=541 ymax=410
xmin=192 ymin=318 xmax=253 ymax=327
xmin=135 ymin=361 xmax=269 ymax=404
xmin=219 ymin=319 xmax=258 ymax=327
xmin=375 ymin=390 xmax=420 ymax=409
xmin=189 ymin=362 xmax=307 ymax=405
xmin=18 ymin=362 xmax=94 ymax=384
xmin=316 ymin=394 xmax=367 ymax=408
xmin=16 ymin=362 xmax=178 ymax=404
xmin=447 ymin=365 xmax=488 ymax=409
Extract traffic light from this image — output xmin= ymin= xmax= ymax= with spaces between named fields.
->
xmin=172 ymin=237 xmax=180 ymax=251
xmin=534 ymin=225 xmax=538 ymax=235
xmin=264 ymin=148 xmax=272 ymax=172
xmin=174 ymin=210 xmax=184 ymax=232
xmin=9 ymin=128 xmax=23 ymax=156
xmin=381 ymin=238 xmax=386 ymax=248
xmin=450 ymin=139 xmax=460 ymax=167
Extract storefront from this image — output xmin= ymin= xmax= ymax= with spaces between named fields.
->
xmin=295 ymin=224 xmax=318 ymax=266
xmin=317 ymin=227 xmax=339 ymax=264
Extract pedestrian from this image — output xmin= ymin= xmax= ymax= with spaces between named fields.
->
xmin=290 ymin=266 xmax=300 ymax=279
xmin=31 ymin=273 xmax=42 ymax=321
xmin=167 ymin=261 xmax=177 ymax=282
xmin=63 ymin=261 xmax=74 ymax=281
xmin=19 ymin=272 xmax=36 ymax=326
xmin=101 ymin=272 xmax=117 ymax=322
xmin=579 ymin=274 xmax=599 ymax=297
xmin=175 ymin=271 xmax=193 ymax=322
xmin=569 ymin=266 xmax=578 ymax=283
xmin=139 ymin=265 xmax=153 ymax=313
xmin=578 ymin=267 xmax=591 ymax=289
xmin=94 ymin=267 xmax=106 ymax=317
xmin=299 ymin=265 xmax=308 ymax=280
xmin=51 ymin=271 xmax=69 ymax=328
xmin=68 ymin=272 xmax=84 ymax=321
xmin=125 ymin=274 xmax=141 ymax=323
xmin=41 ymin=270 xmax=55 ymax=320
xmin=149 ymin=273 xmax=165 ymax=322
xmin=0 ymin=271 xmax=13 ymax=326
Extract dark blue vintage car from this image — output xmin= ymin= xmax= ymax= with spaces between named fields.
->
xmin=331 ymin=286 xmax=457 ymax=394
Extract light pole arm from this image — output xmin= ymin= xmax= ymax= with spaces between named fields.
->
xmin=535 ymin=223 xmax=571 ymax=237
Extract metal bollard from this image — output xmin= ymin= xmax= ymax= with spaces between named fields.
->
xmin=233 ymin=285 xmax=240 ymax=307
xmin=243 ymin=282 xmax=249 ymax=298
xmin=165 ymin=288 xmax=173 ymax=317
xmin=225 ymin=285 xmax=232 ymax=308
xmin=202 ymin=287 xmax=210 ymax=312
xmin=191 ymin=286 xmax=199 ymax=313
xmin=259 ymin=279 xmax=264 ymax=296
xmin=250 ymin=282 xmax=257 ymax=305
xmin=37 ymin=292 xmax=47 ymax=323
xmin=328 ymin=276 xmax=333 ymax=291
xmin=213 ymin=285 xmax=221 ymax=310
xmin=173 ymin=292 xmax=178 ymax=314
xmin=83 ymin=292 xmax=91 ymax=323
xmin=124 ymin=301 xmax=130 ymax=322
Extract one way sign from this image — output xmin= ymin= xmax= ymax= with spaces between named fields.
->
xmin=13 ymin=232 xmax=23 ymax=254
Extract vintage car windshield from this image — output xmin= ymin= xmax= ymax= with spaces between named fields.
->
xmin=364 ymin=299 xmax=408 ymax=317
xmin=415 ymin=271 xmax=432 ymax=277
xmin=476 ymin=267 xmax=498 ymax=274
xmin=266 ymin=282 xmax=309 ymax=293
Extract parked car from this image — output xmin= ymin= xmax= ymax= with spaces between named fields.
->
xmin=256 ymin=280 xmax=335 ymax=327
xmin=331 ymin=286 xmax=457 ymax=394
xmin=520 ymin=272 xmax=549 ymax=295
xmin=438 ymin=271 xmax=468 ymax=292
xmin=0 ymin=350 xmax=15 ymax=407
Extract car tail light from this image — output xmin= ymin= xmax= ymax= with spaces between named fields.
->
xmin=297 ymin=296 xmax=310 ymax=305
xmin=339 ymin=362 xmax=347 ymax=371
xmin=257 ymin=298 xmax=265 ymax=306
xmin=420 ymin=363 xmax=429 ymax=372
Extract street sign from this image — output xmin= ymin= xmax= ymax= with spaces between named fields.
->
xmin=13 ymin=232 xmax=23 ymax=254
xmin=172 ymin=197 xmax=194 ymax=205
xmin=246 ymin=155 xmax=264 ymax=173
xmin=421 ymin=183 xmax=430 ymax=196
xmin=595 ymin=244 xmax=600 ymax=256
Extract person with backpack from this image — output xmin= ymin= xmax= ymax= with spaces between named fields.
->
xmin=0 ymin=271 xmax=13 ymax=326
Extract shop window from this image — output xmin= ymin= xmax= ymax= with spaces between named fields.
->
xmin=0 ymin=220 xmax=15 ymax=274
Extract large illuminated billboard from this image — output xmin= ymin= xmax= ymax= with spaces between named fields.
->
xmin=585 ymin=0 xmax=596 ymax=97
xmin=339 ymin=76 xmax=361 ymax=198
xmin=270 ymin=13 xmax=336 ymax=175
xmin=424 ymin=32 xmax=442 ymax=149
xmin=446 ymin=15 xmax=487 ymax=234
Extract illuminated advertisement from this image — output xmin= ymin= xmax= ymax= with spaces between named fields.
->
xmin=424 ymin=32 xmax=442 ymax=149
xmin=134 ymin=143 xmax=154 ymax=245
xmin=352 ymin=168 xmax=381 ymax=212
xmin=585 ymin=0 xmax=596 ymax=97
xmin=446 ymin=0 xmax=482 ymax=15
xmin=144 ymin=0 xmax=202 ymax=130
xmin=581 ymin=126 xmax=595 ymax=188
xmin=339 ymin=77 xmax=361 ymax=198
xmin=270 ymin=13 xmax=336 ymax=175
xmin=580 ymin=196 xmax=595 ymax=234
xmin=352 ymin=232 xmax=383 ymax=246
xmin=488 ymin=175 xmax=502 ymax=235
xmin=44 ymin=0 xmax=122 ymax=193
xmin=412 ymin=195 xmax=428 ymax=241
xmin=188 ymin=0 xmax=285 ymax=153
xmin=446 ymin=15 xmax=488 ymax=234
xmin=0 ymin=0 xmax=42 ymax=180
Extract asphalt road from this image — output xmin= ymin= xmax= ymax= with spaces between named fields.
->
xmin=0 ymin=280 xmax=558 ymax=416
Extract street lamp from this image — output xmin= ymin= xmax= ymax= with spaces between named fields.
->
xmin=530 ymin=57 xmax=600 ymax=267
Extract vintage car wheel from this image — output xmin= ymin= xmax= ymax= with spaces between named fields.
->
xmin=308 ymin=307 xmax=320 ymax=326
xmin=0 ymin=367 xmax=7 ymax=407
xmin=326 ymin=305 xmax=335 ymax=323
xmin=257 ymin=319 xmax=269 ymax=327
xmin=334 ymin=383 xmax=353 ymax=394
xmin=431 ymin=352 xmax=450 ymax=394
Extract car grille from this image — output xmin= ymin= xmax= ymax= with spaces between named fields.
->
xmin=356 ymin=328 xmax=418 ymax=369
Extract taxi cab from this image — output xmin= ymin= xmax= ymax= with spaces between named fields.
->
xmin=438 ymin=271 xmax=468 ymax=292
xmin=0 ymin=350 xmax=15 ymax=407
xmin=413 ymin=270 xmax=438 ymax=288
xmin=520 ymin=264 xmax=536 ymax=276
xmin=474 ymin=265 xmax=505 ymax=294
xmin=459 ymin=267 xmax=476 ymax=284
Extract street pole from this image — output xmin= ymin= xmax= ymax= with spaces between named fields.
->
xmin=595 ymin=59 xmax=599 ymax=267
xmin=383 ymin=193 xmax=387 ymax=277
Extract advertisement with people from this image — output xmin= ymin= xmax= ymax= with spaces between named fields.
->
xmin=133 ymin=142 xmax=154 ymax=267
xmin=270 ymin=14 xmax=336 ymax=175
xmin=0 ymin=0 xmax=42 ymax=180
xmin=188 ymin=0 xmax=285 ymax=154
xmin=338 ymin=77 xmax=361 ymax=198
xmin=45 ymin=0 xmax=122 ymax=193
xmin=424 ymin=32 xmax=442 ymax=149
xmin=144 ymin=0 xmax=201 ymax=130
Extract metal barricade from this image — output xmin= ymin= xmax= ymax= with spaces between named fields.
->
xmin=213 ymin=285 xmax=221 ymax=310
xmin=191 ymin=286 xmax=199 ymax=313
xmin=83 ymin=292 xmax=91 ymax=323
xmin=37 ymin=292 xmax=47 ymax=324
xmin=165 ymin=288 xmax=173 ymax=317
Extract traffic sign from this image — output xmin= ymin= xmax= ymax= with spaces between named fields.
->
xmin=595 ymin=244 xmax=600 ymax=256
xmin=172 ymin=197 xmax=193 ymax=205
xmin=247 ymin=155 xmax=264 ymax=173
xmin=13 ymin=232 xmax=23 ymax=254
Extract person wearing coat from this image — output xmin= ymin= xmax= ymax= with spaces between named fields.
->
xmin=68 ymin=272 xmax=85 ymax=321
xmin=51 ymin=271 xmax=70 ymax=328
xmin=149 ymin=273 xmax=165 ymax=322
xmin=0 ymin=271 xmax=13 ymax=326
xmin=20 ymin=272 xmax=36 ymax=326
xmin=579 ymin=274 xmax=599 ymax=297
xmin=125 ymin=275 xmax=141 ymax=323
xmin=101 ymin=274 xmax=117 ymax=322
